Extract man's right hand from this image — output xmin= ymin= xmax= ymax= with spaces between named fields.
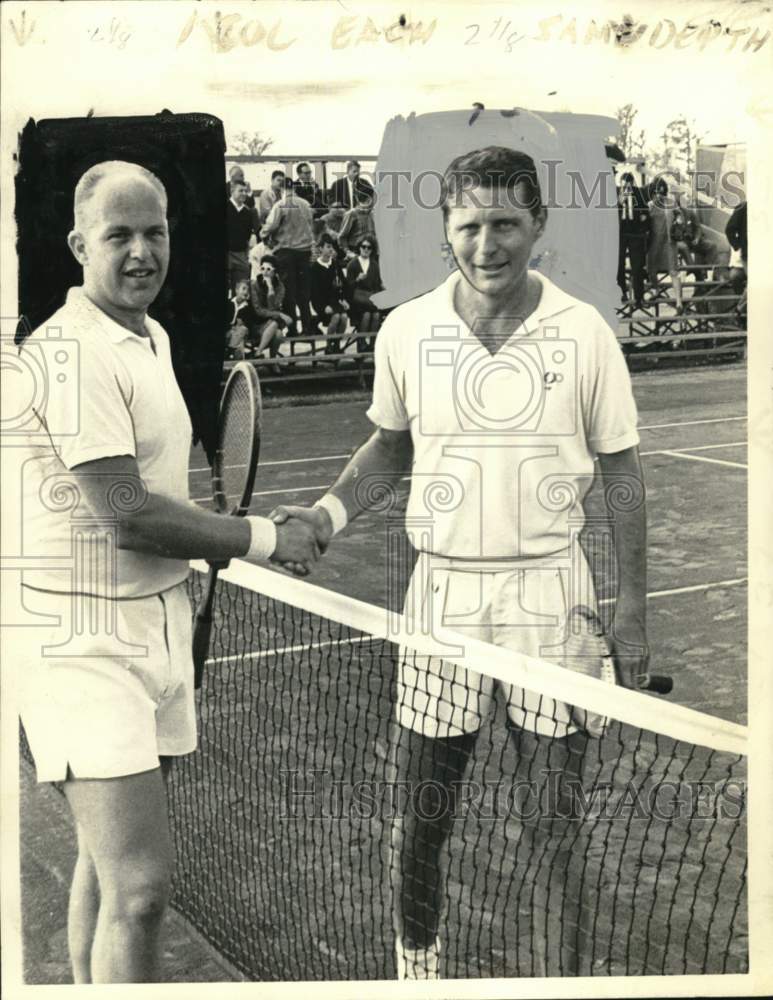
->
xmin=272 ymin=517 xmax=321 ymax=576
xmin=270 ymin=505 xmax=334 ymax=575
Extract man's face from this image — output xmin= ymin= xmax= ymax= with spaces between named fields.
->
xmin=233 ymin=182 xmax=248 ymax=205
xmin=319 ymin=242 xmax=334 ymax=262
xmin=70 ymin=176 xmax=169 ymax=317
xmin=347 ymin=163 xmax=359 ymax=181
xmin=444 ymin=185 xmax=545 ymax=300
xmin=299 ymin=166 xmax=313 ymax=184
xmin=272 ymin=174 xmax=285 ymax=192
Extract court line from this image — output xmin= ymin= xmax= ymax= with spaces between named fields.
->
xmin=640 ymin=441 xmax=744 ymax=457
xmin=189 ymin=443 xmax=747 ymax=502
xmin=205 ymin=577 xmax=747 ymax=664
xmin=658 ymin=450 xmax=747 ymax=470
xmin=188 ymin=416 xmax=748 ymax=474
xmin=599 ymin=577 xmax=747 ymax=604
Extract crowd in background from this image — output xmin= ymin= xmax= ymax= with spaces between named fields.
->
xmin=616 ymin=170 xmax=748 ymax=320
xmin=226 ymin=160 xmax=384 ymax=362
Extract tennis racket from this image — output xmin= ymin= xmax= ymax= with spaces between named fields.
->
xmin=564 ymin=605 xmax=673 ymax=738
xmin=192 ymin=362 xmax=262 ymax=689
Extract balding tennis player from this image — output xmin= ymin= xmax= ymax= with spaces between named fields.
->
xmin=272 ymin=146 xmax=649 ymax=979
xmin=16 ymin=161 xmax=319 ymax=983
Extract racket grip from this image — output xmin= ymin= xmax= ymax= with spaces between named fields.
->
xmin=637 ymin=673 xmax=673 ymax=695
xmin=192 ymin=612 xmax=213 ymax=690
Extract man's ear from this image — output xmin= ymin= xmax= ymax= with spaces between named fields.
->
xmin=533 ymin=206 xmax=548 ymax=241
xmin=67 ymin=229 xmax=88 ymax=267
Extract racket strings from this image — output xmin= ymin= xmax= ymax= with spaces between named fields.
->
xmin=213 ymin=367 xmax=260 ymax=515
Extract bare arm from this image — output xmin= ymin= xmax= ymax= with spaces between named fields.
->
xmin=270 ymin=427 xmax=413 ymax=559
xmin=597 ymin=445 xmax=649 ymax=687
xmin=68 ymin=454 xmax=320 ymax=567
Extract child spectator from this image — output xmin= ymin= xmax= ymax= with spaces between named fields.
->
xmin=310 ymin=234 xmax=349 ymax=353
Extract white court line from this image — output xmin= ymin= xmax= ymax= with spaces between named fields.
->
xmin=638 ymin=415 xmax=745 ymax=431
xmin=640 ymin=441 xmax=745 ymax=457
xmin=190 ymin=443 xmax=747 ymax=503
xmin=188 ymin=416 xmax=748 ymax=474
xmin=599 ymin=577 xmax=747 ymax=605
xmin=206 ymin=577 xmax=747 ymax=664
xmin=659 ymin=449 xmax=747 ymax=470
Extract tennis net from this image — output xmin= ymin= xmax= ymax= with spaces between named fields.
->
xmin=170 ymin=558 xmax=748 ymax=981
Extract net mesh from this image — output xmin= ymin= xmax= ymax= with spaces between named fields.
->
xmin=162 ymin=563 xmax=748 ymax=981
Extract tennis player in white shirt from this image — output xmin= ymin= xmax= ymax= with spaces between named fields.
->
xmin=271 ymin=146 xmax=648 ymax=979
xmin=14 ymin=161 xmax=319 ymax=983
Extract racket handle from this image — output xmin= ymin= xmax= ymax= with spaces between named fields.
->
xmin=637 ymin=673 xmax=674 ymax=695
xmin=192 ymin=565 xmax=219 ymax=690
xmin=192 ymin=611 xmax=213 ymax=690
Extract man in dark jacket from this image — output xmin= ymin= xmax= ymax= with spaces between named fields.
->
xmin=328 ymin=160 xmax=375 ymax=209
xmin=616 ymin=172 xmax=650 ymax=309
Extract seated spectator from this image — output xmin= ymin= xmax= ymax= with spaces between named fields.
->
xmin=293 ymin=162 xmax=324 ymax=215
xmin=345 ymin=235 xmax=384 ymax=349
xmin=310 ymin=234 xmax=349 ymax=353
xmin=250 ymin=255 xmax=292 ymax=363
xmin=227 ymin=279 xmax=256 ymax=359
xmin=725 ymin=201 xmax=747 ymax=314
xmin=675 ymin=190 xmax=713 ymax=284
xmin=258 ymin=169 xmax=286 ymax=225
xmin=338 ymin=192 xmax=376 ymax=259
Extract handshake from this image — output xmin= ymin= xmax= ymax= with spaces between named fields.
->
xmin=268 ymin=504 xmax=334 ymax=576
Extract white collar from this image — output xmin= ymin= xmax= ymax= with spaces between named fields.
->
xmin=230 ymin=198 xmax=247 ymax=212
xmin=317 ymin=257 xmax=333 ymax=268
xmin=66 ymin=287 xmax=156 ymax=344
xmin=443 ymin=269 xmax=577 ymax=335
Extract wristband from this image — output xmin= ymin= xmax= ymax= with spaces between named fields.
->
xmin=245 ymin=516 xmax=277 ymax=561
xmin=314 ymin=494 xmax=348 ymax=536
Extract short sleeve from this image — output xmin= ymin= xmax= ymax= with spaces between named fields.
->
xmin=584 ymin=316 xmax=640 ymax=455
xmin=41 ymin=337 xmax=136 ymax=469
xmin=365 ymin=314 xmax=410 ymax=431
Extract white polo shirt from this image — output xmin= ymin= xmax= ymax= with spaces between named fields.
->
xmin=17 ymin=288 xmax=192 ymax=597
xmin=366 ymin=270 xmax=639 ymax=559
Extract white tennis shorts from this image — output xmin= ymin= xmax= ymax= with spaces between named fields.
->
xmin=396 ymin=546 xmax=599 ymax=739
xmin=17 ymin=580 xmax=197 ymax=782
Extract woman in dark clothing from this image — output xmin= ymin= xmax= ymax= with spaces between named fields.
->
xmin=249 ymin=254 xmax=292 ymax=360
xmin=345 ymin=236 xmax=384 ymax=348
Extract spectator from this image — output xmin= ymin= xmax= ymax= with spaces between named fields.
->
xmin=227 ymin=164 xmax=255 ymax=208
xmin=261 ymin=179 xmax=315 ymax=336
xmin=250 ymin=255 xmax=292 ymax=363
xmin=293 ymin=162 xmax=324 ymax=214
xmin=345 ymin=235 xmax=383 ymax=349
xmin=328 ymin=159 xmax=375 ymax=209
xmin=725 ymin=201 xmax=747 ymax=315
xmin=616 ymin=172 xmax=649 ymax=310
xmin=676 ymin=190 xmax=713 ymax=284
xmin=311 ymin=233 xmax=349 ymax=352
xmin=646 ymin=178 xmax=684 ymax=314
xmin=258 ymin=169 xmax=285 ymax=224
xmin=227 ymin=279 xmax=257 ymax=359
xmin=227 ymin=179 xmax=258 ymax=292
xmin=249 ymin=237 xmax=271 ymax=281
xmin=338 ymin=191 xmax=377 ymax=259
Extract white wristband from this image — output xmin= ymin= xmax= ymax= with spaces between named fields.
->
xmin=245 ymin=516 xmax=277 ymax=561
xmin=314 ymin=494 xmax=348 ymax=536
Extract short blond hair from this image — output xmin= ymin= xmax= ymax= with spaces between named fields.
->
xmin=73 ymin=161 xmax=167 ymax=231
